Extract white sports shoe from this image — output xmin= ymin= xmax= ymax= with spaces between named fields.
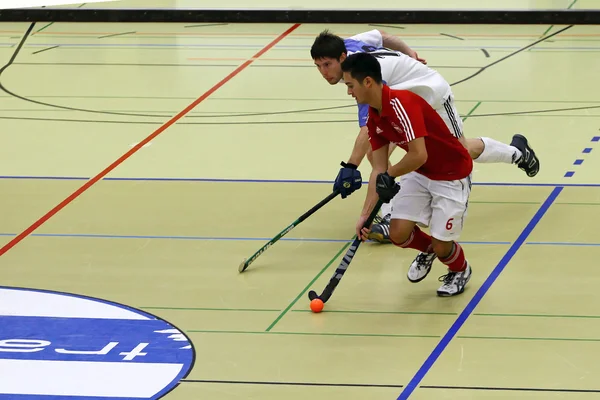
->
xmin=437 ymin=263 xmax=472 ymax=297
xmin=407 ymin=252 xmax=437 ymax=283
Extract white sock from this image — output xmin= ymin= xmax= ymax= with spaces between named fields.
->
xmin=380 ymin=202 xmax=392 ymax=217
xmin=474 ymin=137 xmax=523 ymax=164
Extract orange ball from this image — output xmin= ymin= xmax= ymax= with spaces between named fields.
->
xmin=310 ymin=298 xmax=324 ymax=313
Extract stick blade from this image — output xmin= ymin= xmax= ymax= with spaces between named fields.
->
xmin=307 ymin=290 xmax=319 ymax=300
xmin=238 ymin=258 xmax=248 ymax=273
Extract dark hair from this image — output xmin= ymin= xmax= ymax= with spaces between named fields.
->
xmin=310 ymin=30 xmax=347 ymax=60
xmin=340 ymin=52 xmax=383 ymax=84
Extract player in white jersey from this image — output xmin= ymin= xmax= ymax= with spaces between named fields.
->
xmin=310 ymin=29 xmax=539 ymax=244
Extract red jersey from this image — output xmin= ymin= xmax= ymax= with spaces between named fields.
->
xmin=366 ymin=85 xmax=472 ymax=181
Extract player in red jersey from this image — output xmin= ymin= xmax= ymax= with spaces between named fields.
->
xmin=341 ymin=52 xmax=472 ymax=296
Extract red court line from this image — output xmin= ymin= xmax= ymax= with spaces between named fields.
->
xmin=0 ymin=23 xmax=301 ymax=257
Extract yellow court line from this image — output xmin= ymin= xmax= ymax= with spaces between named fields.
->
xmin=2 ymin=30 xmax=600 ymax=38
xmin=186 ymin=57 xmax=312 ymax=62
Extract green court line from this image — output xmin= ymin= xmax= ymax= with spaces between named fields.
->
xmin=185 ymin=329 xmax=600 ymax=343
xmin=460 ymin=99 xmax=600 ymax=104
xmin=541 ymin=25 xmax=554 ymax=37
xmin=457 ymin=335 xmax=600 ymax=343
xmin=529 ymin=50 xmax=600 ymax=53
xmin=462 ymin=101 xmax=482 ymax=121
xmin=140 ymin=306 xmax=600 ymax=320
xmin=292 ymin=310 xmax=600 ymax=319
xmin=138 ymin=306 xmax=600 ymax=320
xmin=568 ymin=0 xmax=578 ymax=9
xmin=265 ymin=239 xmax=353 ymax=332
xmin=491 ymin=115 xmax=600 ymax=118
xmin=476 ymin=202 xmax=600 ymax=206
xmin=544 ymin=39 xmax=600 ymax=42
xmin=292 ymin=310 xmax=457 ymax=316
xmin=21 ymin=35 xmax=272 ymax=40
xmin=188 ymin=329 xmax=439 ymax=339
xmin=469 ymin=201 xmax=541 ymax=205
xmin=474 ymin=312 xmax=600 ymax=319
xmin=473 ymin=39 xmax=600 ymax=42
xmin=34 ymin=22 xmax=54 ymax=34
xmin=141 ymin=306 xmax=280 ymax=312
xmin=555 ymin=202 xmax=600 ymax=206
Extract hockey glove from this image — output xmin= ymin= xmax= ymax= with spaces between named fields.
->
xmin=334 ymin=161 xmax=362 ymax=199
xmin=376 ymin=172 xmax=400 ymax=203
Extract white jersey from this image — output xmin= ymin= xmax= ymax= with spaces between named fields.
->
xmin=344 ymin=30 xmax=451 ymax=110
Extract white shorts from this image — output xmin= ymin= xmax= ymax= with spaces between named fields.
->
xmin=391 ymin=171 xmax=471 ymax=242
xmin=436 ymin=94 xmax=464 ymax=139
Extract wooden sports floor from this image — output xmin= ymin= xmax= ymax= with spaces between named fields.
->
xmin=1 ymin=0 xmax=600 ymax=399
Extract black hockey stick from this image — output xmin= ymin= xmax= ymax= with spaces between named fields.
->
xmin=238 ymin=189 xmax=341 ymax=273
xmin=308 ymin=198 xmax=384 ymax=303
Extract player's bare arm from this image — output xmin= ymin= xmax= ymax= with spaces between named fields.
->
xmin=388 ymin=137 xmax=428 ymax=178
xmin=357 ymin=143 xmax=388 ymax=239
xmin=347 ymin=126 xmax=371 ymax=166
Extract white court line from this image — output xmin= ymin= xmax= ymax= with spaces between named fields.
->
xmin=1 ymin=0 xmax=118 ymax=9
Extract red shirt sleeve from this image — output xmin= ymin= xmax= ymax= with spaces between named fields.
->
xmin=390 ymin=93 xmax=428 ymax=142
xmin=366 ymin=112 xmax=389 ymax=151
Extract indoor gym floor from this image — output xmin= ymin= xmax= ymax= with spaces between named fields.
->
xmin=1 ymin=2 xmax=600 ymax=399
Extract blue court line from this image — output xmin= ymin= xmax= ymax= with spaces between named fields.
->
xmin=398 ymin=133 xmax=599 ymax=398
xmin=0 ymin=232 xmax=347 ymax=243
xmin=1 ymin=175 xmax=600 ymax=188
xmin=0 ymin=232 xmax=509 ymax=245
xmin=562 ymin=134 xmax=598 ymax=178
xmin=526 ymin=241 xmax=600 ymax=246
xmin=397 ymin=186 xmax=563 ymax=399
xmin=2 ymin=231 xmax=600 ymax=247
xmin=0 ymin=175 xmax=333 ymax=184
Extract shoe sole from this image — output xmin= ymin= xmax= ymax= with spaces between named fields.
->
xmin=367 ymin=232 xmax=392 ymax=244
xmin=407 ymin=270 xmax=431 ymax=283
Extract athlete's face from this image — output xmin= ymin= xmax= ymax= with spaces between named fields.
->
xmin=342 ymin=72 xmax=370 ymax=104
xmin=313 ymin=54 xmax=346 ymax=84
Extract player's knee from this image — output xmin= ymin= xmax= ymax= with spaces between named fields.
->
xmin=389 ymin=220 xmax=414 ymax=246
xmin=390 ymin=231 xmax=410 ymax=246
xmin=467 ymin=138 xmax=484 ymax=159
xmin=431 ymin=238 xmax=454 ymax=258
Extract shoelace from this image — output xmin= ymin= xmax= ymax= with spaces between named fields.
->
xmin=372 ymin=214 xmax=392 ymax=226
xmin=438 ymin=271 xmax=456 ymax=284
xmin=415 ymin=253 xmax=431 ymax=270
